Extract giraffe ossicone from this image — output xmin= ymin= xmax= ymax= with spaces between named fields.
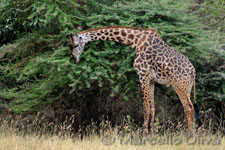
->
xmin=66 ymin=26 xmax=199 ymax=135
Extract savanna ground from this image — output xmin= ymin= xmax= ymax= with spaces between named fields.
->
xmin=0 ymin=115 xmax=225 ymax=150
xmin=0 ymin=0 xmax=224 ymax=149
xmin=0 ymin=133 xmax=224 ymax=150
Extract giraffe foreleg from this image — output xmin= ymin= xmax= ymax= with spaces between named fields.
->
xmin=140 ymin=75 xmax=155 ymax=136
xmin=149 ymin=81 xmax=155 ymax=134
xmin=141 ymin=78 xmax=150 ymax=136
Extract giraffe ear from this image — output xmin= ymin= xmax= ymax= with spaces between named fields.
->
xmin=66 ymin=33 xmax=73 ymax=38
xmin=75 ymin=33 xmax=82 ymax=40
xmin=75 ymin=33 xmax=79 ymax=37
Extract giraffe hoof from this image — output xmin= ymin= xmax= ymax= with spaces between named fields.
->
xmin=143 ymin=129 xmax=149 ymax=137
xmin=185 ymin=129 xmax=194 ymax=137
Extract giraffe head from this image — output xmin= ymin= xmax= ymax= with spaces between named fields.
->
xmin=66 ymin=33 xmax=86 ymax=64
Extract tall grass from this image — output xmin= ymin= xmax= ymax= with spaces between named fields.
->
xmin=0 ymin=114 xmax=224 ymax=150
xmin=0 ymin=133 xmax=224 ymax=150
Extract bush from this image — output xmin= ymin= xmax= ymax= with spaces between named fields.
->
xmin=0 ymin=0 xmax=224 ymax=130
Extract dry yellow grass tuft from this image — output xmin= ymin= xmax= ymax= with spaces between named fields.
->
xmin=0 ymin=130 xmax=224 ymax=150
xmin=0 ymin=115 xmax=224 ymax=150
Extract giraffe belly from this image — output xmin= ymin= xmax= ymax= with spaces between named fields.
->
xmin=149 ymin=69 xmax=171 ymax=86
xmin=155 ymin=78 xmax=171 ymax=86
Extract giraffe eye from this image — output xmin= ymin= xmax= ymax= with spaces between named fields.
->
xmin=69 ymin=45 xmax=73 ymax=49
xmin=69 ymin=44 xmax=78 ymax=49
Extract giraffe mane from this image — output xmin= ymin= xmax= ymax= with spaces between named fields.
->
xmin=78 ymin=26 xmax=160 ymax=36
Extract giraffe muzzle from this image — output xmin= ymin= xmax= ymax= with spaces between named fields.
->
xmin=73 ymin=56 xmax=79 ymax=64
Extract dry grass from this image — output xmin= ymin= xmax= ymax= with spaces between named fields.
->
xmin=0 ymin=131 xmax=224 ymax=150
xmin=0 ymin=114 xmax=224 ymax=150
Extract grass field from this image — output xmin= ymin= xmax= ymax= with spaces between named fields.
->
xmin=0 ymin=115 xmax=224 ymax=150
xmin=0 ymin=129 xmax=224 ymax=150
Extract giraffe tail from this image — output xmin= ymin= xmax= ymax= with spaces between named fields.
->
xmin=193 ymin=77 xmax=202 ymax=128
xmin=193 ymin=77 xmax=196 ymax=104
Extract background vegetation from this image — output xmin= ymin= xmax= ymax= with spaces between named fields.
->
xmin=0 ymin=0 xmax=224 ymax=134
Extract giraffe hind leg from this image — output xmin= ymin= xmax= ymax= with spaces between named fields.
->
xmin=172 ymin=83 xmax=194 ymax=135
xmin=141 ymin=76 xmax=151 ymax=136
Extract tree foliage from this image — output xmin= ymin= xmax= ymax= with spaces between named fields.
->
xmin=0 ymin=0 xmax=224 ymax=127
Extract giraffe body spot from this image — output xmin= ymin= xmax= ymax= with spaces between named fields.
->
xmin=153 ymin=45 xmax=159 ymax=49
xmin=114 ymin=31 xmax=119 ymax=35
xmin=128 ymin=34 xmax=134 ymax=40
xmin=121 ymin=30 xmax=127 ymax=36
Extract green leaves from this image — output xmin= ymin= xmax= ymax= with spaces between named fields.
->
xmin=0 ymin=0 xmax=224 ymax=115
xmin=0 ymin=0 xmax=83 ymax=46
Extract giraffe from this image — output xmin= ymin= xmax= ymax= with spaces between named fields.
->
xmin=66 ymin=26 xmax=201 ymax=135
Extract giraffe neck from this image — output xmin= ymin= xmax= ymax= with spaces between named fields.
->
xmin=78 ymin=26 xmax=160 ymax=52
